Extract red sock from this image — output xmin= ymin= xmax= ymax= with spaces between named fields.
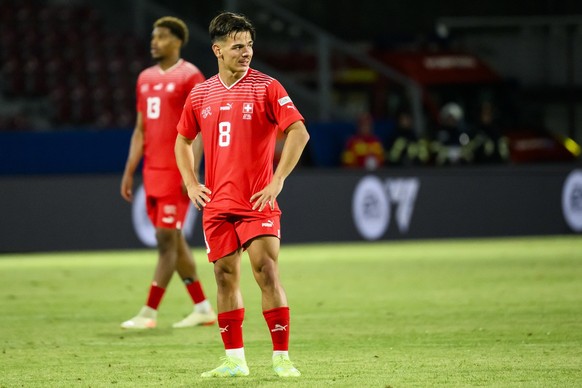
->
xmin=145 ymin=284 xmax=165 ymax=310
xmin=263 ymin=306 xmax=290 ymax=351
xmin=186 ymin=281 xmax=206 ymax=304
xmin=218 ymin=308 xmax=245 ymax=349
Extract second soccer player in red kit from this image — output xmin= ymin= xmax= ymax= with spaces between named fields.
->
xmin=175 ymin=12 xmax=309 ymax=378
xmin=120 ymin=16 xmax=216 ymax=329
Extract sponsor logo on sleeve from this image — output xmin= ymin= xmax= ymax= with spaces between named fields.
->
xmin=278 ymin=96 xmax=292 ymax=106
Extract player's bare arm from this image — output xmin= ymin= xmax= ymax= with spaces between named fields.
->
xmin=121 ymin=112 xmax=145 ymax=202
xmin=175 ymin=133 xmax=211 ymax=210
xmin=251 ymin=121 xmax=309 ymax=211
xmin=192 ymin=134 xmax=204 ymax=181
xmin=182 ymin=134 xmax=204 ymax=194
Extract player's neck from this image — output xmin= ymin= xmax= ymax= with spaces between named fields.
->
xmin=157 ymin=55 xmax=181 ymax=71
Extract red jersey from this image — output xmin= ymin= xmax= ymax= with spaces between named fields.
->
xmin=136 ymin=59 xmax=204 ymax=196
xmin=177 ymin=68 xmax=304 ymax=218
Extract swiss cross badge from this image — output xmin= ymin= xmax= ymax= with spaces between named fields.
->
xmin=243 ymin=103 xmax=253 ymax=113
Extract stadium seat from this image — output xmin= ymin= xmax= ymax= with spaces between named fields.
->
xmin=0 ymin=1 xmax=146 ymax=130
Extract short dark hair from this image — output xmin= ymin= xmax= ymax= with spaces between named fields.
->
xmin=209 ymin=12 xmax=256 ymax=43
xmin=154 ymin=16 xmax=189 ymax=46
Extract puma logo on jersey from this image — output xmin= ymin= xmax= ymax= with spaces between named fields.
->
xmin=271 ymin=324 xmax=287 ymax=332
xmin=262 ymin=220 xmax=274 ymax=228
xmin=153 ymin=83 xmax=163 ymax=90
xmin=220 ymin=103 xmax=233 ymax=111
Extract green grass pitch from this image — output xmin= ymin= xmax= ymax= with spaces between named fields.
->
xmin=1 ymin=236 xmax=581 ymax=387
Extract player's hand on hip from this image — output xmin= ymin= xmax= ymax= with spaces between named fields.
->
xmin=187 ymin=184 xmax=211 ymax=210
xmin=250 ymin=180 xmax=283 ymax=212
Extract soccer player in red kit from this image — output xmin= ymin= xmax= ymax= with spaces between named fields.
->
xmin=120 ymin=16 xmax=216 ymax=329
xmin=174 ymin=12 xmax=309 ymax=378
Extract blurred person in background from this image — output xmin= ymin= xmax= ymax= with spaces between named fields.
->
xmin=120 ymin=16 xmax=216 ymax=329
xmin=385 ymin=109 xmax=430 ymax=166
xmin=431 ymin=102 xmax=472 ymax=165
xmin=469 ymin=101 xmax=509 ymax=163
xmin=342 ymin=112 xmax=384 ymax=170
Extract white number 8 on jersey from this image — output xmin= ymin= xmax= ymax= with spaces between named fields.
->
xmin=218 ymin=121 xmax=231 ymax=147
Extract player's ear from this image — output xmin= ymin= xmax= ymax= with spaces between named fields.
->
xmin=211 ymin=43 xmax=222 ymax=59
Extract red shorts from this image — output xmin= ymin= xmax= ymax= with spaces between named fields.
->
xmin=146 ymin=190 xmax=191 ymax=229
xmin=202 ymin=213 xmax=281 ymax=262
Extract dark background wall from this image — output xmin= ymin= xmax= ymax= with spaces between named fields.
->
xmin=155 ymin=0 xmax=582 ymax=39
xmin=1 ymin=165 xmax=580 ymax=252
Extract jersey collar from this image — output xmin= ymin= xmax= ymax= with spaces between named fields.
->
xmin=218 ymin=69 xmax=250 ymax=90
xmin=157 ymin=59 xmax=183 ymax=75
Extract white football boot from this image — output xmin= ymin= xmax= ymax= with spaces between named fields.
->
xmin=120 ymin=306 xmax=157 ymax=329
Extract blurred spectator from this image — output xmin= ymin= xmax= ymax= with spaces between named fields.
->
xmin=431 ymin=102 xmax=472 ymax=165
xmin=468 ymin=101 xmax=509 ymax=163
xmin=342 ymin=113 xmax=384 ymax=170
xmin=385 ymin=109 xmax=430 ymax=166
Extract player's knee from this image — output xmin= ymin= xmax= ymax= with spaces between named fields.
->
xmin=253 ymin=260 xmax=278 ymax=286
xmin=253 ymin=256 xmax=277 ymax=273
xmin=155 ymin=229 xmax=178 ymax=252
xmin=214 ymin=263 xmax=238 ymax=287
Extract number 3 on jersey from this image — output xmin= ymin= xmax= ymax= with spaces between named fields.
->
xmin=146 ymin=97 xmax=161 ymax=119
xmin=218 ymin=122 xmax=231 ymax=147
